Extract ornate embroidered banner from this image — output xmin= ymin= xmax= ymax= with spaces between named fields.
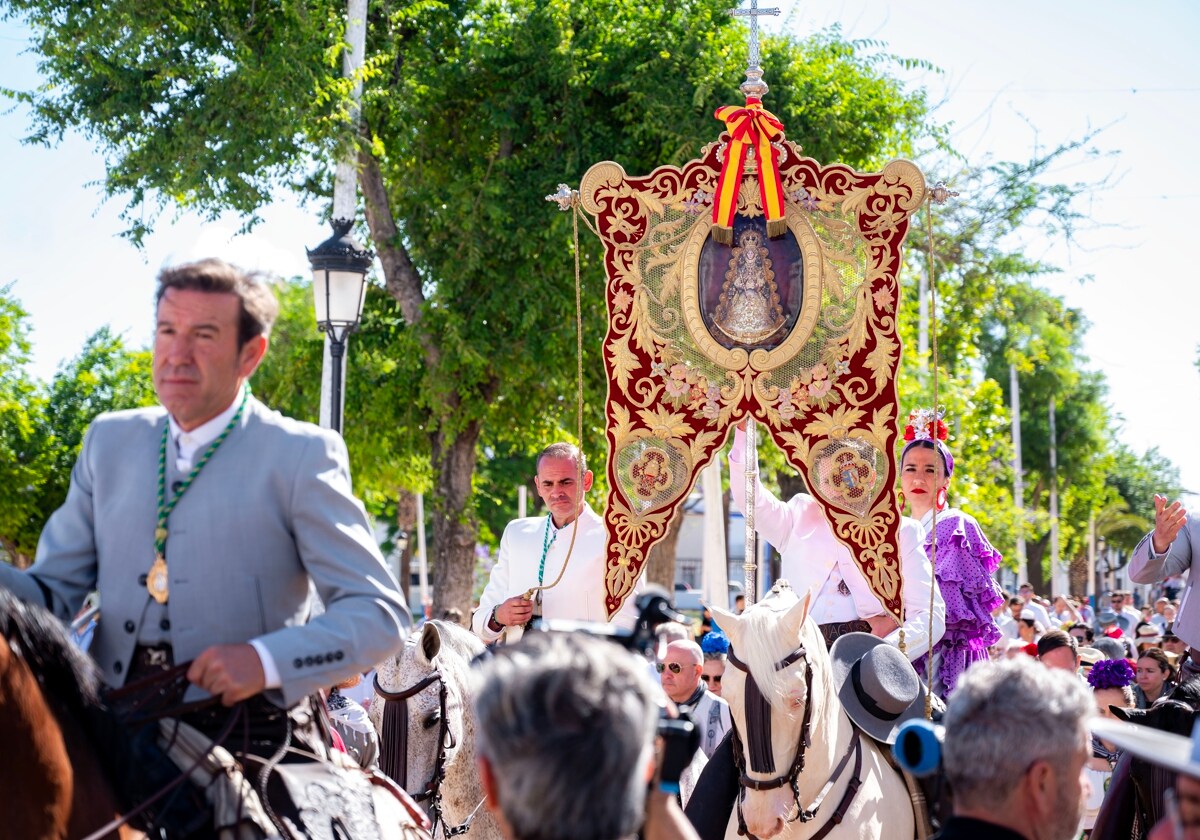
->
xmin=580 ymin=138 xmax=925 ymax=622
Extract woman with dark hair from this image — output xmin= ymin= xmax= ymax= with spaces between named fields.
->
xmin=1135 ymin=647 xmax=1177 ymax=708
xmin=900 ymin=408 xmax=1004 ymax=697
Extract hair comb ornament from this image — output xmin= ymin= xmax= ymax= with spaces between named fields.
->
xmin=903 ymin=407 xmax=947 ymax=444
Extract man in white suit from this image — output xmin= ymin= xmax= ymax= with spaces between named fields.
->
xmin=0 ymin=259 xmax=409 ymax=751
xmin=472 ymin=443 xmax=642 ymax=642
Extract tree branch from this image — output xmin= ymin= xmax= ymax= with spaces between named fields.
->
xmin=358 ymin=146 xmax=424 ymax=326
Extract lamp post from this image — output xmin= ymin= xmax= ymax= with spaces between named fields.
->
xmin=307 ymin=217 xmax=372 ymax=435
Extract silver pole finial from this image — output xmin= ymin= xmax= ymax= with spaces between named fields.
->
xmin=728 ymin=0 xmax=781 ymax=99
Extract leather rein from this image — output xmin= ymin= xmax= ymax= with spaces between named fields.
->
xmin=77 ymin=664 xmax=244 ymax=840
xmin=375 ymin=670 xmax=485 ymax=837
xmin=727 ymin=644 xmax=863 ymax=840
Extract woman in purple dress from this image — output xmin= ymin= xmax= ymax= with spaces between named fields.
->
xmin=900 ymin=408 xmax=1004 ymax=696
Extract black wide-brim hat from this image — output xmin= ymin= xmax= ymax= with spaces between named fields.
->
xmin=829 ymin=632 xmax=926 ymax=745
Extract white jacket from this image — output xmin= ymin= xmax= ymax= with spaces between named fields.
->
xmin=729 ymin=429 xmax=945 ymax=660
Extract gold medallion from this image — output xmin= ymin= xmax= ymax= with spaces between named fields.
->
xmin=147 ymin=554 xmax=170 ymax=604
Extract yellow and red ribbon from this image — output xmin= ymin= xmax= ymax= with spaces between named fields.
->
xmin=711 ymin=97 xmax=787 ymax=244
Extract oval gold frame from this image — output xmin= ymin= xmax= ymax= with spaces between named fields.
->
xmin=679 ymin=206 xmax=825 ymax=372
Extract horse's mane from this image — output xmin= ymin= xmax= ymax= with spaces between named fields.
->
xmin=0 ymin=588 xmax=101 ymax=718
xmin=736 ymin=591 xmax=831 ymax=715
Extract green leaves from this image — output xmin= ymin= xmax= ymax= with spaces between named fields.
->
xmin=0 ymin=292 xmax=154 ymax=565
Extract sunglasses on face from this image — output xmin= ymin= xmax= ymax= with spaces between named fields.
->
xmin=657 ymin=662 xmax=685 ymax=674
xmin=701 ymin=674 xmax=722 ymax=684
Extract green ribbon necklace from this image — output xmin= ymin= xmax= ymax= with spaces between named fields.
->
xmin=537 ymin=514 xmax=558 ymax=587
xmin=146 ymin=387 xmax=249 ymax=604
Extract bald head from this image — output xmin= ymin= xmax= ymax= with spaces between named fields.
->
xmin=666 ymin=640 xmax=702 ymax=665
xmin=660 ymin=640 xmax=703 ymax=703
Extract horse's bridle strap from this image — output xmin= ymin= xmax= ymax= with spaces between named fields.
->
xmin=374 ymin=671 xmax=441 ymax=701
xmin=728 ymin=646 xmax=807 ymax=674
xmin=806 ymin=730 xmax=864 ymax=840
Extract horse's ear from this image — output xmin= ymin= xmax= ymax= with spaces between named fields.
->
xmin=782 ymin=589 xmax=812 ymax=638
xmin=1112 ymin=705 xmax=1139 ymax=723
xmin=419 ymin=621 xmax=443 ymax=666
xmin=709 ymin=603 xmax=741 ymax=645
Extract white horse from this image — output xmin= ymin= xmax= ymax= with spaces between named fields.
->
xmin=710 ymin=581 xmax=915 ymax=840
xmin=370 ymin=620 xmax=502 ymax=840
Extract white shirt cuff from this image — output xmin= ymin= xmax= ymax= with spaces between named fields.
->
xmin=249 ymin=638 xmax=282 ymax=689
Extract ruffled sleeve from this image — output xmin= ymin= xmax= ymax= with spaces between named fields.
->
xmin=919 ymin=509 xmax=1005 ymax=695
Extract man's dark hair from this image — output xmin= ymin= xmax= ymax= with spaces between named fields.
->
xmin=156 ymin=258 xmax=279 ymax=348
xmin=1007 ymin=597 xmax=1023 ymax=608
xmin=1037 ymin=629 xmax=1078 ymax=659
xmin=1068 ymin=624 xmax=1095 ymax=644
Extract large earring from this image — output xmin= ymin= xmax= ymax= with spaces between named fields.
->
xmin=898 ymin=491 xmax=905 ymax=512
xmin=935 ymin=487 xmax=947 ymax=511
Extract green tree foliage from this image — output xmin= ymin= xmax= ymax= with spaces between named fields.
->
xmin=892 ymin=143 xmax=1182 ymax=595
xmin=36 ymin=327 xmax=156 ymax=527
xmin=3 ymin=0 xmax=932 ymax=612
xmin=0 ymin=291 xmax=154 ymax=565
xmin=0 ymin=287 xmax=49 ymax=564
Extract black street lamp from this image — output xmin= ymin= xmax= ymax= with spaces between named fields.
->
xmin=307 ymin=217 xmax=373 ymax=434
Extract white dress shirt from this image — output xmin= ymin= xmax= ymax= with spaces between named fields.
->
xmin=729 ymin=428 xmax=945 ymax=660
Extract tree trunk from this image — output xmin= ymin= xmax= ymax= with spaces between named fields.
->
xmin=645 ymin=511 xmax=685 ymax=591
xmin=429 ymin=422 xmax=482 ymax=618
xmin=1026 ymin=532 xmax=1050 ymax=595
xmin=776 ymin=469 xmax=808 ymax=502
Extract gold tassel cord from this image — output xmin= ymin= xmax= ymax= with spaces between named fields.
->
xmin=526 ymin=192 xmax=588 ymax=600
xmin=923 ymin=184 xmax=949 ymax=718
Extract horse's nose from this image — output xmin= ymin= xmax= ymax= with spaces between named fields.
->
xmin=745 ymin=814 xmax=785 ymax=839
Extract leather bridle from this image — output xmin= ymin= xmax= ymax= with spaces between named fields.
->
xmin=375 ymin=670 xmax=484 ymax=837
xmin=727 ymin=644 xmax=863 ymax=840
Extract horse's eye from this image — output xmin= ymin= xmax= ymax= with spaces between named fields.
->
xmin=422 ymin=711 xmax=441 ymax=729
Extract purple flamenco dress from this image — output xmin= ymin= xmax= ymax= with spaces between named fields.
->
xmin=914 ymin=507 xmax=1004 ymax=696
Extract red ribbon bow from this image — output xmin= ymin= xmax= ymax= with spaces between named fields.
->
xmin=711 ymin=97 xmax=787 ymax=244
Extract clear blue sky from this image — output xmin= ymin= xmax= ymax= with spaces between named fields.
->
xmin=2 ymin=1 xmax=1198 ymax=497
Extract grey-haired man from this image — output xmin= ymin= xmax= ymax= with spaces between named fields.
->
xmin=936 ymin=657 xmax=1093 ymax=840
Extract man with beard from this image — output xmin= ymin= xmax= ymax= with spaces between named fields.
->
xmin=936 ymin=657 xmax=1093 ymax=840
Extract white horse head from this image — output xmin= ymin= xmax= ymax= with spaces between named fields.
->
xmin=710 ymin=580 xmax=914 ymax=840
xmin=370 ymin=619 xmax=501 ymax=839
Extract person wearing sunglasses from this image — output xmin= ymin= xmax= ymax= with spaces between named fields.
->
xmin=658 ymin=640 xmax=730 ymax=759
xmin=699 ymin=630 xmax=729 ymax=698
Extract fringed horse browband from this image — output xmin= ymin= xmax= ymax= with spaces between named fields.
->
xmin=375 ymin=670 xmax=485 ymax=837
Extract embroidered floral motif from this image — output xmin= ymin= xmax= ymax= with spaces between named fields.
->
xmin=613 ymin=288 xmax=633 ymax=313
xmin=682 ymin=190 xmax=713 ymax=215
xmin=872 ymin=286 xmax=893 ymax=311
xmin=791 ymin=187 xmax=821 ymax=211
xmin=777 ymin=393 xmax=797 ymax=422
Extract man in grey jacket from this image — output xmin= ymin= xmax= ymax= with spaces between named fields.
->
xmin=0 ymin=258 xmax=409 ymax=751
xmin=1130 ymin=494 xmax=1195 ymax=652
